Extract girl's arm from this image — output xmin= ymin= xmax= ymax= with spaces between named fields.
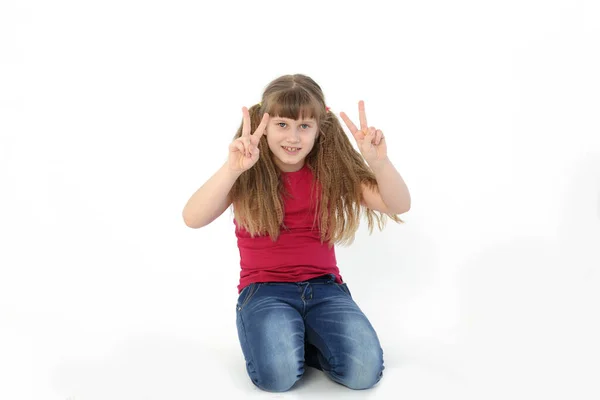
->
xmin=182 ymin=161 xmax=242 ymax=229
xmin=183 ymin=107 xmax=269 ymax=229
xmin=362 ymin=157 xmax=411 ymax=215
xmin=338 ymin=102 xmax=410 ymax=215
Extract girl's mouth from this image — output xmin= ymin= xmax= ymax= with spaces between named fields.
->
xmin=282 ymin=146 xmax=301 ymax=155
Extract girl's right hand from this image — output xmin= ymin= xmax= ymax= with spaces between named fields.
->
xmin=228 ymin=107 xmax=270 ymax=174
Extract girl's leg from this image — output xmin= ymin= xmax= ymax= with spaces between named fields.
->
xmin=236 ymin=283 xmax=306 ymax=392
xmin=304 ymin=341 xmax=323 ymax=370
xmin=304 ymin=282 xmax=384 ymax=390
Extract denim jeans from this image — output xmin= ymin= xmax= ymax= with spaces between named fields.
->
xmin=235 ymin=274 xmax=384 ymax=392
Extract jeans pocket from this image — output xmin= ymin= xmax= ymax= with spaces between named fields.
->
xmin=335 ymin=282 xmax=352 ymax=297
xmin=236 ymin=283 xmax=261 ymax=311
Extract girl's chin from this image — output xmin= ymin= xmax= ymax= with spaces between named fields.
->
xmin=274 ymin=155 xmax=306 ymax=171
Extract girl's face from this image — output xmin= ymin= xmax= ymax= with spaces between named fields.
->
xmin=265 ymin=116 xmax=319 ymax=172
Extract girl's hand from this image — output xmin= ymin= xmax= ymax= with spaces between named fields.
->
xmin=228 ymin=107 xmax=269 ymax=174
xmin=339 ymin=100 xmax=387 ymax=166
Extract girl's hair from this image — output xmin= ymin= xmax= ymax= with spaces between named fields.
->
xmin=229 ymin=74 xmax=403 ymax=246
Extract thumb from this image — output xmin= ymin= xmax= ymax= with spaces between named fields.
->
xmin=365 ymin=128 xmax=376 ymax=147
xmin=369 ymin=127 xmax=378 ymax=137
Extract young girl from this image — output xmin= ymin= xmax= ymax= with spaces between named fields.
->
xmin=182 ymin=74 xmax=411 ymax=392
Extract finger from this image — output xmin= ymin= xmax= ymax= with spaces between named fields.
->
xmin=252 ymin=112 xmax=269 ymax=142
xmin=233 ymin=137 xmax=251 ymax=157
xmin=375 ymin=129 xmax=383 ymax=145
xmin=241 ymin=107 xmax=251 ymax=137
xmin=367 ymin=127 xmax=377 ymax=144
xmin=339 ymin=111 xmax=358 ymax=135
xmin=369 ymin=127 xmax=379 ymax=144
xmin=242 ymin=137 xmax=252 ymax=157
xmin=231 ymin=140 xmax=245 ymax=155
xmin=359 ymin=100 xmax=368 ymax=131
xmin=360 ymin=128 xmax=374 ymax=150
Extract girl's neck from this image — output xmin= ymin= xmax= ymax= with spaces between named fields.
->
xmin=277 ymin=159 xmax=306 ymax=173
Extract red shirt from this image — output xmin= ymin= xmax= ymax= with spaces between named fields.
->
xmin=234 ymin=164 xmax=343 ymax=292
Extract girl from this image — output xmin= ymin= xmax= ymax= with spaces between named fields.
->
xmin=182 ymin=74 xmax=411 ymax=392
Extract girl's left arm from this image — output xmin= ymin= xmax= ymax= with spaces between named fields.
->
xmin=361 ymin=157 xmax=411 ymax=215
xmin=338 ymin=101 xmax=410 ymax=215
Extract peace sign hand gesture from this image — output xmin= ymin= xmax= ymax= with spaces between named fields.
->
xmin=228 ymin=106 xmax=270 ymax=174
xmin=340 ymin=100 xmax=387 ymax=167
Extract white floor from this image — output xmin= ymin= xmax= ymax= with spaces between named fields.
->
xmin=3 ymin=221 xmax=599 ymax=399
xmin=2 ymin=332 xmax=466 ymax=399
xmin=2 ymin=316 xmax=598 ymax=400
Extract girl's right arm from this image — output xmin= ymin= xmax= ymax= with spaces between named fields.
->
xmin=182 ymin=107 xmax=269 ymax=229
xmin=182 ymin=162 xmax=242 ymax=229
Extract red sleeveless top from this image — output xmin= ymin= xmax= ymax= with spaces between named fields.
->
xmin=234 ymin=164 xmax=343 ymax=293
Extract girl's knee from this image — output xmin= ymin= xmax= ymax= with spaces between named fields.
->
xmin=329 ymin=348 xmax=384 ymax=390
xmin=342 ymin=366 xmax=383 ymax=390
xmin=247 ymin=354 xmax=304 ymax=392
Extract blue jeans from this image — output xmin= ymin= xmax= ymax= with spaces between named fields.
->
xmin=235 ymin=274 xmax=384 ymax=392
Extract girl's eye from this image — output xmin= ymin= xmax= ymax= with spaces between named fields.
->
xmin=277 ymin=122 xmax=310 ymax=129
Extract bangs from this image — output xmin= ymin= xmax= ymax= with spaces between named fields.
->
xmin=265 ymin=89 xmax=321 ymax=121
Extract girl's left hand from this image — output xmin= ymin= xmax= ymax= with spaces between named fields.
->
xmin=339 ymin=100 xmax=387 ymax=166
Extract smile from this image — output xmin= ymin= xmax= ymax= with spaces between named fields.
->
xmin=282 ymin=146 xmax=301 ymax=153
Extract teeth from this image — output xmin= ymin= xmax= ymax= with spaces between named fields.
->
xmin=284 ymin=146 xmax=300 ymax=151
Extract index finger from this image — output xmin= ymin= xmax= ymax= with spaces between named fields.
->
xmin=252 ymin=112 xmax=270 ymax=141
xmin=359 ymin=100 xmax=368 ymax=131
xmin=339 ymin=112 xmax=358 ymax=135
xmin=241 ymin=106 xmax=251 ymax=137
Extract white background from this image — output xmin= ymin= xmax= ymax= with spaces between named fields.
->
xmin=1 ymin=0 xmax=599 ymax=399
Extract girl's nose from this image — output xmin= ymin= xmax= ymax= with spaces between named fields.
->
xmin=288 ymin=132 xmax=300 ymax=142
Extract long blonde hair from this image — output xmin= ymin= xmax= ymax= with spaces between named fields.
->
xmin=229 ymin=74 xmax=403 ymax=246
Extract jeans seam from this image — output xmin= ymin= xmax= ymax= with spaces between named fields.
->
xmin=239 ymin=283 xmax=262 ymax=310
xmin=237 ymin=309 xmax=258 ymax=385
